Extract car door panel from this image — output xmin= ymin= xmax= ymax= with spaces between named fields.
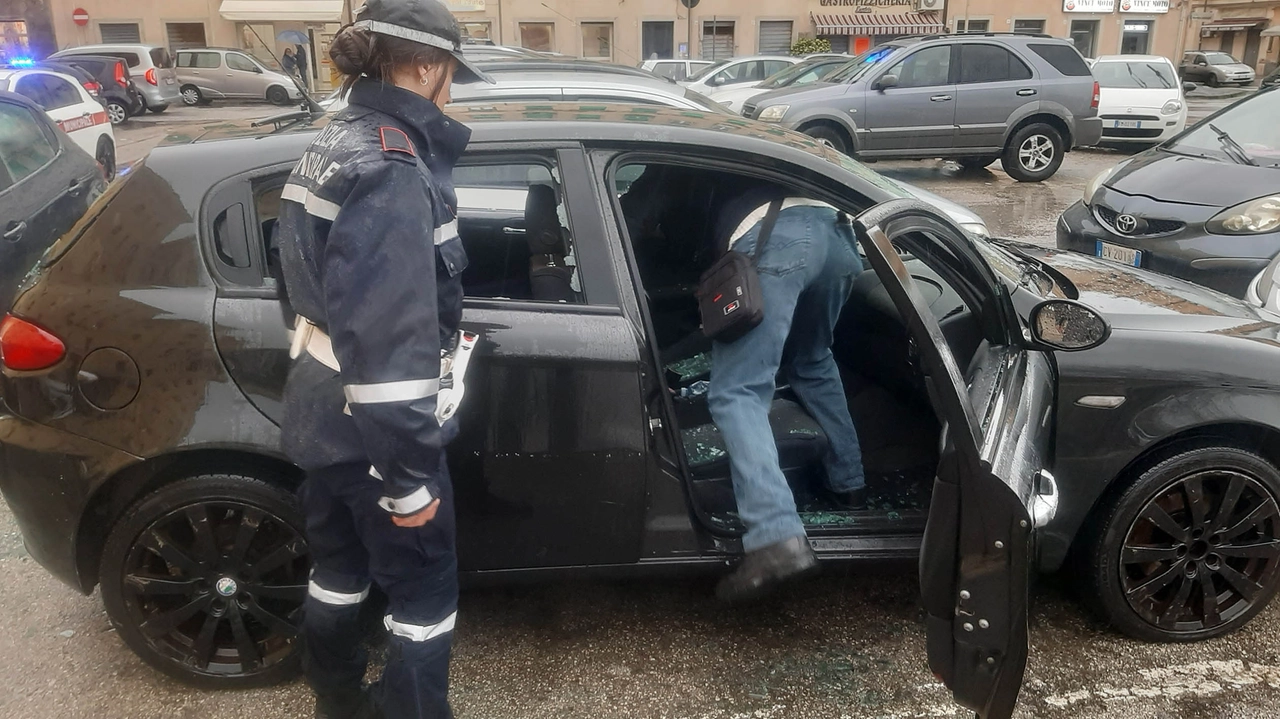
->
xmin=854 ymin=198 xmax=1043 ymax=719
xmin=862 ymin=46 xmax=957 ymax=155
xmin=955 ymin=44 xmax=1040 ymax=152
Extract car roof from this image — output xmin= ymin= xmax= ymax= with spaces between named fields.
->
xmin=476 ymin=58 xmax=668 ymax=80
xmin=458 ymin=71 xmax=691 ymax=95
xmin=0 ymin=67 xmax=84 ymax=85
xmin=57 ymin=43 xmax=160 ymax=51
xmin=1094 ymin=54 xmax=1170 ymax=63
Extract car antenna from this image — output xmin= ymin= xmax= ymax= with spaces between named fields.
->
xmin=244 ymin=24 xmax=325 ymax=116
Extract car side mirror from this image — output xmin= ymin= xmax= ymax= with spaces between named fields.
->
xmin=1183 ymin=81 xmax=1196 ymax=93
xmin=876 ymin=74 xmax=899 ymax=92
xmin=1028 ymin=299 xmax=1110 ymax=352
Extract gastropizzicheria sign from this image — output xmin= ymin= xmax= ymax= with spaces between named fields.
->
xmin=818 ymin=0 xmax=914 ymax=6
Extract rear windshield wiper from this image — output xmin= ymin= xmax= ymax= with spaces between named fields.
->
xmin=1209 ymin=123 xmax=1257 ymax=166
xmin=252 ymin=109 xmax=317 ymax=131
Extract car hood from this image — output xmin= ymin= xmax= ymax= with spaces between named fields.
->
xmin=1097 ymin=86 xmax=1180 ymax=110
xmin=746 ymin=82 xmax=839 ymax=108
xmin=1217 ymin=63 xmax=1255 ymax=73
xmin=1104 ymin=149 xmax=1280 ymax=207
xmin=1020 ymin=244 xmax=1280 ymax=334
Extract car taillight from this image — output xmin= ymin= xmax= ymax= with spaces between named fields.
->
xmin=83 ymin=80 xmax=101 ymax=93
xmin=145 ymin=68 xmax=157 ymax=85
xmin=1092 ymin=81 xmax=1100 ymax=109
xmin=115 ymin=62 xmax=128 ymax=88
xmin=0 ymin=315 xmax=66 ymax=371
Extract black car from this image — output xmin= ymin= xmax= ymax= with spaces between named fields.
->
xmin=0 ymin=90 xmax=106 ymax=309
xmin=41 ymin=54 xmax=143 ymax=125
xmin=1263 ymin=66 xmax=1280 ymax=89
xmin=1058 ymin=85 xmax=1280 ymax=297
xmin=5 ymin=105 xmax=1280 ymax=718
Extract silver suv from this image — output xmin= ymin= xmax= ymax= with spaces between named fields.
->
xmin=175 ymin=48 xmax=305 ymax=106
xmin=743 ymin=34 xmax=1103 ymax=182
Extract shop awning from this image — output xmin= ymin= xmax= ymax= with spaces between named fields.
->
xmin=1262 ymin=26 xmax=1280 ymax=37
xmin=812 ymin=13 xmax=945 ymax=36
xmin=218 ymin=0 xmax=344 ymax=22
xmin=1199 ymin=17 xmax=1269 ymax=33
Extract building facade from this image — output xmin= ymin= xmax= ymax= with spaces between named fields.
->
xmin=29 ymin=0 xmax=1280 ymax=81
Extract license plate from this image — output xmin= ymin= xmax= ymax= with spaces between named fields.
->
xmin=1112 ymin=119 xmax=1141 ymax=129
xmin=1096 ymin=241 xmax=1141 ymax=267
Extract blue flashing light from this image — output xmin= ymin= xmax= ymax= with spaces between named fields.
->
xmin=7 ymin=57 xmax=36 ymax=68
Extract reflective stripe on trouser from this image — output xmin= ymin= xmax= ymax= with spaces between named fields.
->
xmin=300 ymin=460 xmax=458 ymax=719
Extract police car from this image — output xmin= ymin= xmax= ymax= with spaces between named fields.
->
xmin=0 ymin=66 xmax=116 ymax=179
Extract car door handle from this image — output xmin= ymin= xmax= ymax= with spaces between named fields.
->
xmin=501 ymin=226 xmax=526 ymax=235
xmin=69 ymin=177 xmax=92 ymax=195
xmin=3 ymin=221 xmax=26 ymax=242
xmin=1016 ymin=88 xmax=1038 ymax=97
xmin=930 ymin=94 xmax=953 ymax=102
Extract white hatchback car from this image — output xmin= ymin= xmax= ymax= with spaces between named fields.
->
xmin=681 ymin=55 xmax=802 ymax=99
xmin=0 ymin=67 xmax=116 ymax=179
xmin=639 ymin=58 xmax=715 ymax=82
xmin=1090 ymin=55 xmax=1191 ymax=148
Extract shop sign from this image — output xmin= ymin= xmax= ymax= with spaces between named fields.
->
xmin=818 ymin=0 xmax=913 ymax=7
xmin=1120 ymin=0 xmax=1169 ymax=13
xmin=444 ymin=0 xmax=485 ymax=10
xmin=1063 ymin=0 xmax=1117 ymax=12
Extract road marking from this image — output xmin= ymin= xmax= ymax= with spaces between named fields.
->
xmin=1043 ymin=659 xmax=1280 ymax=708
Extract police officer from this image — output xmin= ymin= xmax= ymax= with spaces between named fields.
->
xmin=275 ymin=1 xmax=492 ymax=716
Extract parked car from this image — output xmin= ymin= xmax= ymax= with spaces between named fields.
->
xmin=1058 ymin=86 xmax=1280 ymax=297
xmin=51 ymin=43 xmax=180 ymax=113
xmin=40 ymin=54 xmax=143 ymax=125
xmin=467 ymin=58 xmax=678 ymax=82
xmin=174 ymin=48 xmax=306 ymax=106
xmin=681 ymin=55 xmax=803 ymax=99
xmin=6 ymin=106 xmax=1280 ymax=719
xmin=743 ymin=34 xmax=1102 ymax=182
xmin=1263 ymin=65 xmax=1280 ymax=88
xmin=1091 ymin=55 xmax=1191 ymax=147
xmin=1180 ymin=51 xmax=1256 ymax=87
xmin=0 ymin=91 xmax=106 ymax=309
xmin=640 ymin=58 xmax=716 ymax=82
xmin=714 ymin=55 xmax=852 ymax=114
xmin=0 ymin=66 xmax=116 ymax=179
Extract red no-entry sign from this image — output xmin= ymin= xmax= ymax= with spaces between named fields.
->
xmin=72 ymin=8 xmax=90 ymax=26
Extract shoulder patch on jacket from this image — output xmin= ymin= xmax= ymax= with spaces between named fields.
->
xmin=379 ymin=127 xmax=416 ymax=157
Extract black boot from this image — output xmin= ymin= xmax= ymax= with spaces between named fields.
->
xmin=831 ymin=487 xmax=868 ymax=511
xmin=716 ymin=535 xmax=820 ymax=602
xmin=316 ymin=688 xmax=382 ymax=719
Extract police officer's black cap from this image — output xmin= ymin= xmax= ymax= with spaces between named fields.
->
xmin=353 ymin=0 xmax=495 ymax=84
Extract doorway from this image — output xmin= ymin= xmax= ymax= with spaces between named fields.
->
xmin=1244 ymin=29 xmax=1262 ymax=69
xmin=1219 ymin=30 xmax=1236 ymax=53
xmin=642 ymin=21 xmax=674 ymax=60
xmin=1121 ymin=20 xmax=1151 ymax=54
xmin=1070 ymin=19 xmax=1099 ymax=59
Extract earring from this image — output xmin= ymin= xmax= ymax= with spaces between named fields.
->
xmin=420 ymin=74 xmax=430 ymax=85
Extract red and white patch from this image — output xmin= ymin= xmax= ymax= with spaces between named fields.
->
xmin=57 ymin=111 xmax=108 ymax=134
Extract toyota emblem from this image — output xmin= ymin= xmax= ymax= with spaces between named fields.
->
xmin=1115 ymin=214 xmax=1139 ymax=234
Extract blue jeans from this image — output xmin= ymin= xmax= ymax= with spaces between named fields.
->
xmin=708 ymin=205 xmax=865 ymax=552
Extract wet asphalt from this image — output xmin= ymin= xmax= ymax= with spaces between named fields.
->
xmin=2 ymin=91 xmax=1274 ymax=719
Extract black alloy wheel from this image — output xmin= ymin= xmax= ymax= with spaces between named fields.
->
xmin=267 ymin=85 xmax=290 ymax=105
xmin=96 ymin=138 xmax=116 ymax=182
xmin=100 ymin=475 xmax=309 ymax=687
xmin=1084 ymin=445 xmax=1280 ymax=642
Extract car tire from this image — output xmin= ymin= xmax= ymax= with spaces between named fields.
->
xmin=96 ymin=137 xmax=116 ymax=182
xmin=105 ymin=100 xmax=129 ymax=125
xmin=181 ymin=85 xmax=202 ymax=107
xmin=99 ymin=474 xmax=309 ymax=688
xmin=1207 ymin=75 xmax=1221 ymax=88
xmin=1080 ymin=444 xmax=1280 ymax=643
xmin=266 ymin=86 xmax=290 ymax=105
xmin=957 ymin=156 xmax=998 ymax=171
xmin=1000 ymin=123 xmax=1064 ymax=183
xmin=801 ymin=125 xmax=849 ymax=155
xmin=148 ymin=103 xmax=168 ymax=114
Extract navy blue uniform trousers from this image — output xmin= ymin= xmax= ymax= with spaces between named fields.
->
xmin=300 ymin=459 xmax=458 ymax=719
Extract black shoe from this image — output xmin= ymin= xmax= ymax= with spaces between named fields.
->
xmin=716 ymin=535 xmax=820 ymax=602
xmin=317 ymin=688 xmax=382 ymax=719
xmin=831 ymin=487 xmax=868 ymax=511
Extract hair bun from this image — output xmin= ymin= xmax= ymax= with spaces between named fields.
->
xmin=329 ymin=25 xmax=376 ymax=77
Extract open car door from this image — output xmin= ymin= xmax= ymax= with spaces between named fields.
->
xmin=854 ymin=199 xmax=1056 ymax=719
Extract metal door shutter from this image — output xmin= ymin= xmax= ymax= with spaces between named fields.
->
xmin=758 ymin=21 xmax=793 ymax=55
xmin=701 ymin=22 xmax=735 ymax=60
xmin=99 ymin=23 xmax=141 ymax=44
xmin=166 ymin=23 xmax=207 ymax=51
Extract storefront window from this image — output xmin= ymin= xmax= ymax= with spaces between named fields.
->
xmin=520 ymin=22 xmax=555 ymax=52
xmin=581 ymin=22 xmax=612 ymax=60
xmin=1121 ymin=21 xmax=1151 ymax=54
xmin=956 ymin=19 xmax=991 ymax=33
xmin=1070 ymin=19 xmax=1100 ymax=58
xmin=0 ymin=20 xmax=30 ymax=61
xmin=461 ymin=22 xmax=491 ymax=42
xmin=1014 ymin=19 xmax=1047 ymax=34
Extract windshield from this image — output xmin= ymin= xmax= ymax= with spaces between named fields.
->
xmin=1168 ymin=89 xmax=1280 ymax=167
xmin=688 ymin=60 xmax=728 ymax=82
xmin=757 ymin=60 xmax=820 ymax=90
xmin=826 ymin=45 xmax=900 ymax=83
xmin=682 ymin=88 xmax=732 ymax=114
xmin=1094 ymin=60 xmax=1176 ymax=89
xmin=1205 ymin=52 xmax=1238 ymax=65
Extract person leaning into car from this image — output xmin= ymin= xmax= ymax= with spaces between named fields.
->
xmin=710 ymin=181 xmax=868 ymax=602
xmin=274 ymin=0 xmax=493 ymax=716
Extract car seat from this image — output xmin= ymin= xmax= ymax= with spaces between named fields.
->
xmin=524 ymin=184 xmax=575 ymax=302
